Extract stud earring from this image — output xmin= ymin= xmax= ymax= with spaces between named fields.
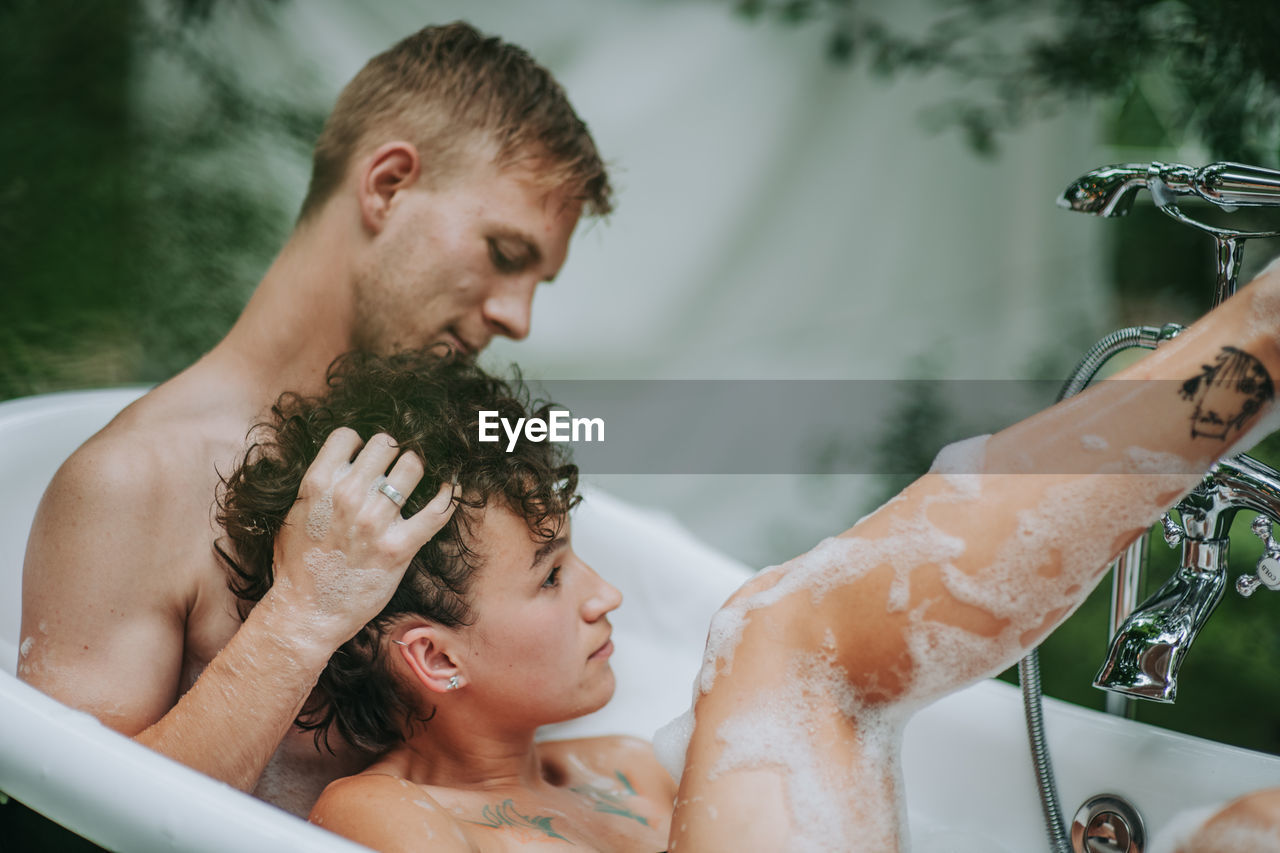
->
xmin=447 ymin=675 xmax=460 ymax=691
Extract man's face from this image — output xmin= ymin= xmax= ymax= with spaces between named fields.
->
xmin=454 ymin=504 xmax=622 ymax=728
xmin=353 ymin=147 xmax=584 ymax=356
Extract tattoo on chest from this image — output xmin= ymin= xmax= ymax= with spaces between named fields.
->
xmin=570 ymin=771 xmax=651 ymax=827
xmin=1181 ymin=347 xmax=1274 ymax=441
xmin=465 ymin=770 xmax=651 ymax=843
xmin=468 ymin=799 xmax=572 ymax=842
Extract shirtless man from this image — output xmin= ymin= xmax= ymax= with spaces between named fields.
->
xmin=18 ymin=21 xmax=612 ymax=816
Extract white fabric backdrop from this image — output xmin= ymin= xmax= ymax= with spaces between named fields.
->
xmin=153 ymin=0 xmax=1115 ymax=567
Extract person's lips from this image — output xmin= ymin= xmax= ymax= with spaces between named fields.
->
xmin=442 ymin=330 xmax=488 ymax=356
xmin=441 ymin=331 xmax=472 ymax=355
xmin=589 ymin=637 xmax=614 ymax=661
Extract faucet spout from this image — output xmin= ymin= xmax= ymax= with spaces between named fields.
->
xmin=1093 ymin=538 xmax=1229 ymax=702
xmin=1056 ymin=164 xmax=1149 ymax=217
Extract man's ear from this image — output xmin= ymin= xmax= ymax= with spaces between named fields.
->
xmin=394 ymin=624 xmax=463 ymax=695
xmin=358 ymin=141 xmax=420 ymax=234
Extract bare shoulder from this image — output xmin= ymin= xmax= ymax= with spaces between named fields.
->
xmin=25 ymin=402 xmax=207 ymax=601
xmin=27 ymin=382 xmax=245 ymax=578
xmin=544 ymin=735 xmax=677 ymax=801
xmin=311 ymin=773 xmax=477 ymax=853
xmin=46 ymin=417 xmax=178 ymax=519
xmin=18 ymin=383 xmax=246 ymax=728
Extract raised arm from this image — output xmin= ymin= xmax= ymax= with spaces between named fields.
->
xmin=668 ymin=268 xmax=1280 ymax=851
xmin=20 ymin=427 xmax=455 ymax=794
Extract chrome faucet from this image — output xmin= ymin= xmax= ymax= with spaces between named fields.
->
xmin=1022 ymin=161 xmax=1280 ymax=853
xmin=1058 ymin=161 xmax=1280 ymax=218
xmin=1058 ymin=161 xmax=1280 ymax=305
xmin=1094 ymin=454 xmax=1280 ymax=702
xmin=1055 ymin=159 xmax=1280 ymax=707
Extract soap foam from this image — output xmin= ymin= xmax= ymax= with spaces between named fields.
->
xmin=16 ymin=636 xmax=37 ymax=678
xmin=702 ymin=433 xmax=1196 ymax=710
xmin=1125 ymin=446 xmax=1193 ymax=475
xmin=1148 ymin=804 xmax=1222 ymax=853
xmin=689 ymin=437 xmax=992 ymax=710
xmin=709 ymin=650 xmax=906 ymax=852
xmin=1081 ymin=434 xmax=1109 ymax=451
xmin=1189 ymin=823 xmax=1280 ymax=853
xmin=695 ymin=498 xmax=973 ymax=698
xmin=306 ymin=490 xmax=334 ymax=542
xmin=653 ymin=706 xmax=696 ymax=780
xmin=302 ymin=548 xmax=386 ymax=614
xmin=928 ymin=434 xmax=990 ymax=496
xmin=665 ymin=431 xmax=1210 ymax=848
xmin=1231 ymin=393 xmax=1280 ymax=456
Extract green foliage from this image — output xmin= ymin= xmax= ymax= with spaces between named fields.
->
xmin=734 ymin=0 xmax=1280 ymax=162
xmin=757 ymin=0 xmax=1280 ymax=753
xmin=0 ymin=0 xmax=318 ymax=399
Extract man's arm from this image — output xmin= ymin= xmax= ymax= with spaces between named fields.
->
xmin=21 ymin=436 xmax=198 ymax=733
xmin=20 ymin=428 xmax=455 ymax=792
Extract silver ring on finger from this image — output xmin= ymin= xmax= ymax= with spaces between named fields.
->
xmin=377 ymin=479 xmax=407 ymax=509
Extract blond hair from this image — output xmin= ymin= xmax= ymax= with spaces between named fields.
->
xmin=298 ymin=21 xmax=612 ymax=222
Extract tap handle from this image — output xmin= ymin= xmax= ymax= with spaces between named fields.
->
xmin=1161 ymin=514 xmax=1184 ymax=546
xmin=1238 ymin=574 xmax=1263 ymax=597
xmin=1252 ymin=515 xmax=1278 ymax=550
xmin=1238 ymin=516 xmax=1280 ymax=597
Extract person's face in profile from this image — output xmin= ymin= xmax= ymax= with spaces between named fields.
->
xmin=452 ymin=504 xmax=621 ymax=728
xmin=353 ymin=146 xmax=584 ymax=358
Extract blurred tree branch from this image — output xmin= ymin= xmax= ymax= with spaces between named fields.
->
xmin=0 ymin=0 xmax=321 ymax=398
xmin=735 ymin=0 xmax=1280 ymax=161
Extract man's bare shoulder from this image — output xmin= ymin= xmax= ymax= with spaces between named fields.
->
xmin=72 ymin=379 xmax=248 ymax=477
xmin=38 ymin=379 xmax=252 ymax=534
xmin=23 ymin=376 xmax=257 ymax=630
xmin=18 ymin=380 xmax=261 ymax=726
xmin=311 ymin=773 xmax=477 ymax=853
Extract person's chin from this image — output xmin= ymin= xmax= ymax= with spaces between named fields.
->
xmin=599 ymin=666 xmax=617 ymax=698
xmin=581 ymin=668 xmax=617 ymax=716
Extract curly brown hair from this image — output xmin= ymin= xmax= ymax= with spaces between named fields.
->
xmin=216 ymin=348 xmax=579 ymax=754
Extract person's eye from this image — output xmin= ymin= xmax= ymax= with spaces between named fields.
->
xmin=542 ymin=566 xmax=562 ymax=589
xmin=488 ymin=238 xmax=522 ymax=273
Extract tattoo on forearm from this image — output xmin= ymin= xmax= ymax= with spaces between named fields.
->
xmin=468 ymin=799 xmax=573 ymax=842
xmin=570 ymin=771 xmax=650 ymax=827
xmin=1181 ymin=347 xmax=1274 ymax=441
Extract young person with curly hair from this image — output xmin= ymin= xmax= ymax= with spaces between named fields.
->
xmin=224 ymin=266 xmax=1280 ymax=852
xmin=219 ymin=349 xmax=670 ymax=849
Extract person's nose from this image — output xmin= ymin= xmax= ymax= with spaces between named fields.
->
xmin=481 ymin=279 xmax=535 ymax=341
xmin=581 ymin=564 xmax=622 ymax=622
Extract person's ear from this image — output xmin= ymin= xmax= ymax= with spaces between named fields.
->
xmin=358 ymin=141 xmax=420 ymax=234
xmin=393 ymin=625 xmax=464 ymax=694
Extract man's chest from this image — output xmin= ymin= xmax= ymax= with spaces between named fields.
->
xmin=178 ymin=554 xmax=369 ymax=817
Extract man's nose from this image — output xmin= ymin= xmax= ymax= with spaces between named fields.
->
xmin=481 ymin=280 xmax=535 ymax=341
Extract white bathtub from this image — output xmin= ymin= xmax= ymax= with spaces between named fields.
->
xmin=2 ymin=389 xmax=1279 ymax=851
